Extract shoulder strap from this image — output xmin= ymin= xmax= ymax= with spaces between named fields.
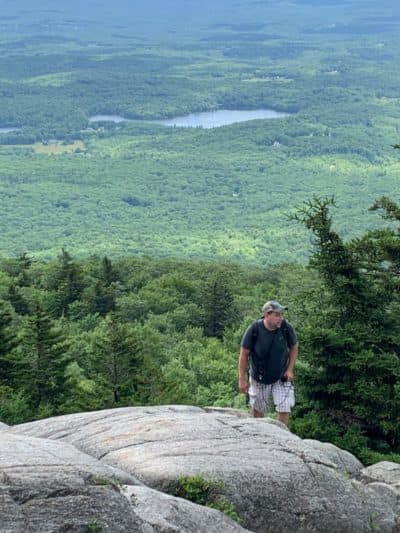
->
xmin=251 ymin=318 xmax=291 ymax=349
xmin=250 ymin=319 xmax=261 ymax=350
xmin=280 ymin=319 xmax=291 ymax=348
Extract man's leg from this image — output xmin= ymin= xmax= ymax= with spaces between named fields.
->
xmin=277 ymin=412 xmax=290 ymax=425
xmin=248 ymin=379 xmax=270 ymax=418
xmin=251 ymin=407 xmax=264 ymax=418
xmin=272 ymin=380 xmax=295 ymax=426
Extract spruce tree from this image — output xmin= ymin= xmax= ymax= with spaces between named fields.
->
xmin=16 ymin=252 xmax=32 ymax=287
xmin=293 ymin=197 xmax=400 ymax=462
xmin=91 ymin=315 xmax=139 ymax=404
xmin=200 ymin=270 xmax=238 ymax=339
xmin=7 ymin=284 xmax=30 ymax=315
xmin=0 ymin=299 xmax=19 ymax=385
xmin=50 ymin=249 xmax=84 ymax=317
xmin=100 ymin=256 xmax=119 ymax=286
xmin=18 ymin=303 xmax=71 ymax=413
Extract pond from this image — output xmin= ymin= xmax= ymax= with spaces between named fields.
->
xmin=88 ymin=115 xmax=127 ymax=123
xmin=154 ymin=108 xmax=291 ymax=128
xmin=88 ymin=109 xmax=291 ymax=128
xmin=0 ymin=127 xmax=20 ymax=133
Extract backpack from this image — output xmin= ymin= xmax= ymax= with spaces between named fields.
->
xmin=250 ymin=318 xmax=292 ymax=350
xmin=249 ymin=318 xmax=292 ymax=384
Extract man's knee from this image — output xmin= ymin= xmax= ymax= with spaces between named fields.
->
xmin=252 ymin=407 xmax=265 ymax=418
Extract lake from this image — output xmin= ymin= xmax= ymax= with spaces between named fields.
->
xmin=88 ymin=109 xmax=291 ymax=128
xmin=0 ymin=127 xmax=20 ymax=133
xmin=154 ymin=109 xmax=291 ymax=128
xmin=88 ymin=115 xmax=128 ymax=123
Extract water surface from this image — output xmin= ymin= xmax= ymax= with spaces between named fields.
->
xmin=89 ymin=115 xmax=127 ymax=123
xmin=0 ymin=127 xmax=20 ymax=133
xmin=88 ymin=109 xmax=291 ymax=128
xmin=154 ymin=108 xmax=291 ymax=128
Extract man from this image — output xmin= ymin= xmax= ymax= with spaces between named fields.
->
xmin=238 ymin=300 xmax=299 ymax=425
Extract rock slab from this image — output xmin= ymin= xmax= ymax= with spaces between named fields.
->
xmin=0 ymin=424 xmax=248 ymax=532
xmin=8 ymin=405 xmax=400 ymax=532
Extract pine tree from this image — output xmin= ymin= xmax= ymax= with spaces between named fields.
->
xmin=84 ymin=280 xmax=116 ymax=316
xmin=7 ymin=284 xmax=30 ymax=315
xmin=91 ymin=315 xmax=139 ymax=404
xmin=18 ymin=303 xmax=71 ymax=412
xmin=200 ymin=270 xmax=238 ymax=339
xmin=50 ymin=249 xmax=84 ymax=317
xmin=0 ymin=299 xmax=19 ymax=385
xmin=293 ymin=197 xmax=400 ymax=461
xmin=15 ymin=252 xmax=33 ymax=287
xmin=100 ymin=256 xmax=119 ymax=286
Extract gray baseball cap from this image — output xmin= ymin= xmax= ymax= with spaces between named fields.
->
xmin=262 ymin=300 xmax=288 ymax=314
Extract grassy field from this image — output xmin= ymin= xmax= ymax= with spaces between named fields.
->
xmin=31 ymin=141 xmax=85 ymax=154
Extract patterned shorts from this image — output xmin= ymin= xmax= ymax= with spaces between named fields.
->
xmin=248 ymin=377 xmax=295 ymax=414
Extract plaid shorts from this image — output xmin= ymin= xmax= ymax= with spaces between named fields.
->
xmin=248 ymin=377 xmax=295 ymax=414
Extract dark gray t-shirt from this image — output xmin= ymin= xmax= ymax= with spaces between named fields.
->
xmin=241 ymin=319 xmax=297 ymax=384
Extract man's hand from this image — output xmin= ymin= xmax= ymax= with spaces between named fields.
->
xmin=239 ymin=376 xmax=249 ymax=394
xmin=284 ymin=369 xmax=295 ymax=381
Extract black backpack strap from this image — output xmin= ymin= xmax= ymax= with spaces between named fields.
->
xmin=250 ymin=319 xmax=261 ymax=351
xmin=280 ymin=319 xmax=292 ymax=348
xmin=251 ymin=318 xmax=292 ymax=350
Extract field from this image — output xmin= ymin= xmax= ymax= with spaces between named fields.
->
xmin=1 ymin=0 xmax=400 ymax=263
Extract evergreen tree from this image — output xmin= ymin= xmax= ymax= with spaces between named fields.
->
xmin=15 ymin=252 xmax=33 ymax=287
xmin=99 ymin=256 xmax=119 ymax=286
xmin=292 ymin=197 xmax=400 ymax=462
xmin=365 ymin=196 xmax=400 ymax=301
xmin=83 ymin=280 xmax=116 ymax=316
xmin=1 ymin=252 xmax=32 ymax=287
xmin=200 ymin=270 xmax=238 ymax=339
xmin=91 ymin=315 xmax=139 ymax=404
xmin=18 ymin=303 xmax=71 ymax=413
xmin=50 ymin=249 xmax=84 ymax=317
xmin=0 ymin=299 xmax=19 ymax=385
xmin=7 ymin=283 xmax=30 ymax=315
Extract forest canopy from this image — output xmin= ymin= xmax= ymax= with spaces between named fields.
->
xmin=1 ymin=196 xmax=399 ymax=465
xmin=1 ymin=0 xmax=400 ymax=262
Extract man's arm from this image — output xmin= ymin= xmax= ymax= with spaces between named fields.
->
xmin=284 ymin=342 xmax=299 ymax=381
xmin=238 ymin=347 xmax=250 ymax=393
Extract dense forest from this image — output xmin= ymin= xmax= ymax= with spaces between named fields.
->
xmin=1 ymin=0 xmax=400 ymax=262
xmin=0 ymin=1 xmax=399 ymax=466
xmin=1 ymin=197 xmax=399 ymax=465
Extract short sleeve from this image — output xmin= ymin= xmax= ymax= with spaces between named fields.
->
xmin=241 ymin=323 xmax=256 ymax=349
xmin=286 ymin=322 xmax=298 ymax=347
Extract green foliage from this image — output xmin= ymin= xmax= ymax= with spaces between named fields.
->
xmin=0 ymin=299 xmax=19 ymax=385
xmin=61 ymin=361 xmax=106 ymax=414
xmin=91 ymin=475 xmax=120 ymax=491
xmin=0 ymin=242 xmax=398 ymax=465
xmin=86 ymin=520 xmax=104 ymax=533
xmin=1 ymin=1 xmax=400 ymax=264
xmin=90 ymin=314 xmax=140 ymax=404
xmin=0 ymin=251 xmax=302 ymax=421
xmin=17 ymin=304 xmax=72 ymax=411
xmin=292 ymin=197 xmax=400 ymax=461
xmin=175 ymin=474 xmax=218 ymax=505
xmin=48 ymin=249 xmax=85 ymax=317
xmin=207 ymin=497 xmax=242 ymax=524
xmin=1 ymin=2 xmax=399 ymax=468
xmin=200 ymin=270 xmax=239 ymax=339
xmin=0 ymin=386 xmax=32 ymax=425
xmin=175 ymin=474 xmax=241 ymax=523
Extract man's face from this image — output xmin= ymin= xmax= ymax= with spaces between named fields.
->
xmin=264 ymin=311 xmax=284 ymax=329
